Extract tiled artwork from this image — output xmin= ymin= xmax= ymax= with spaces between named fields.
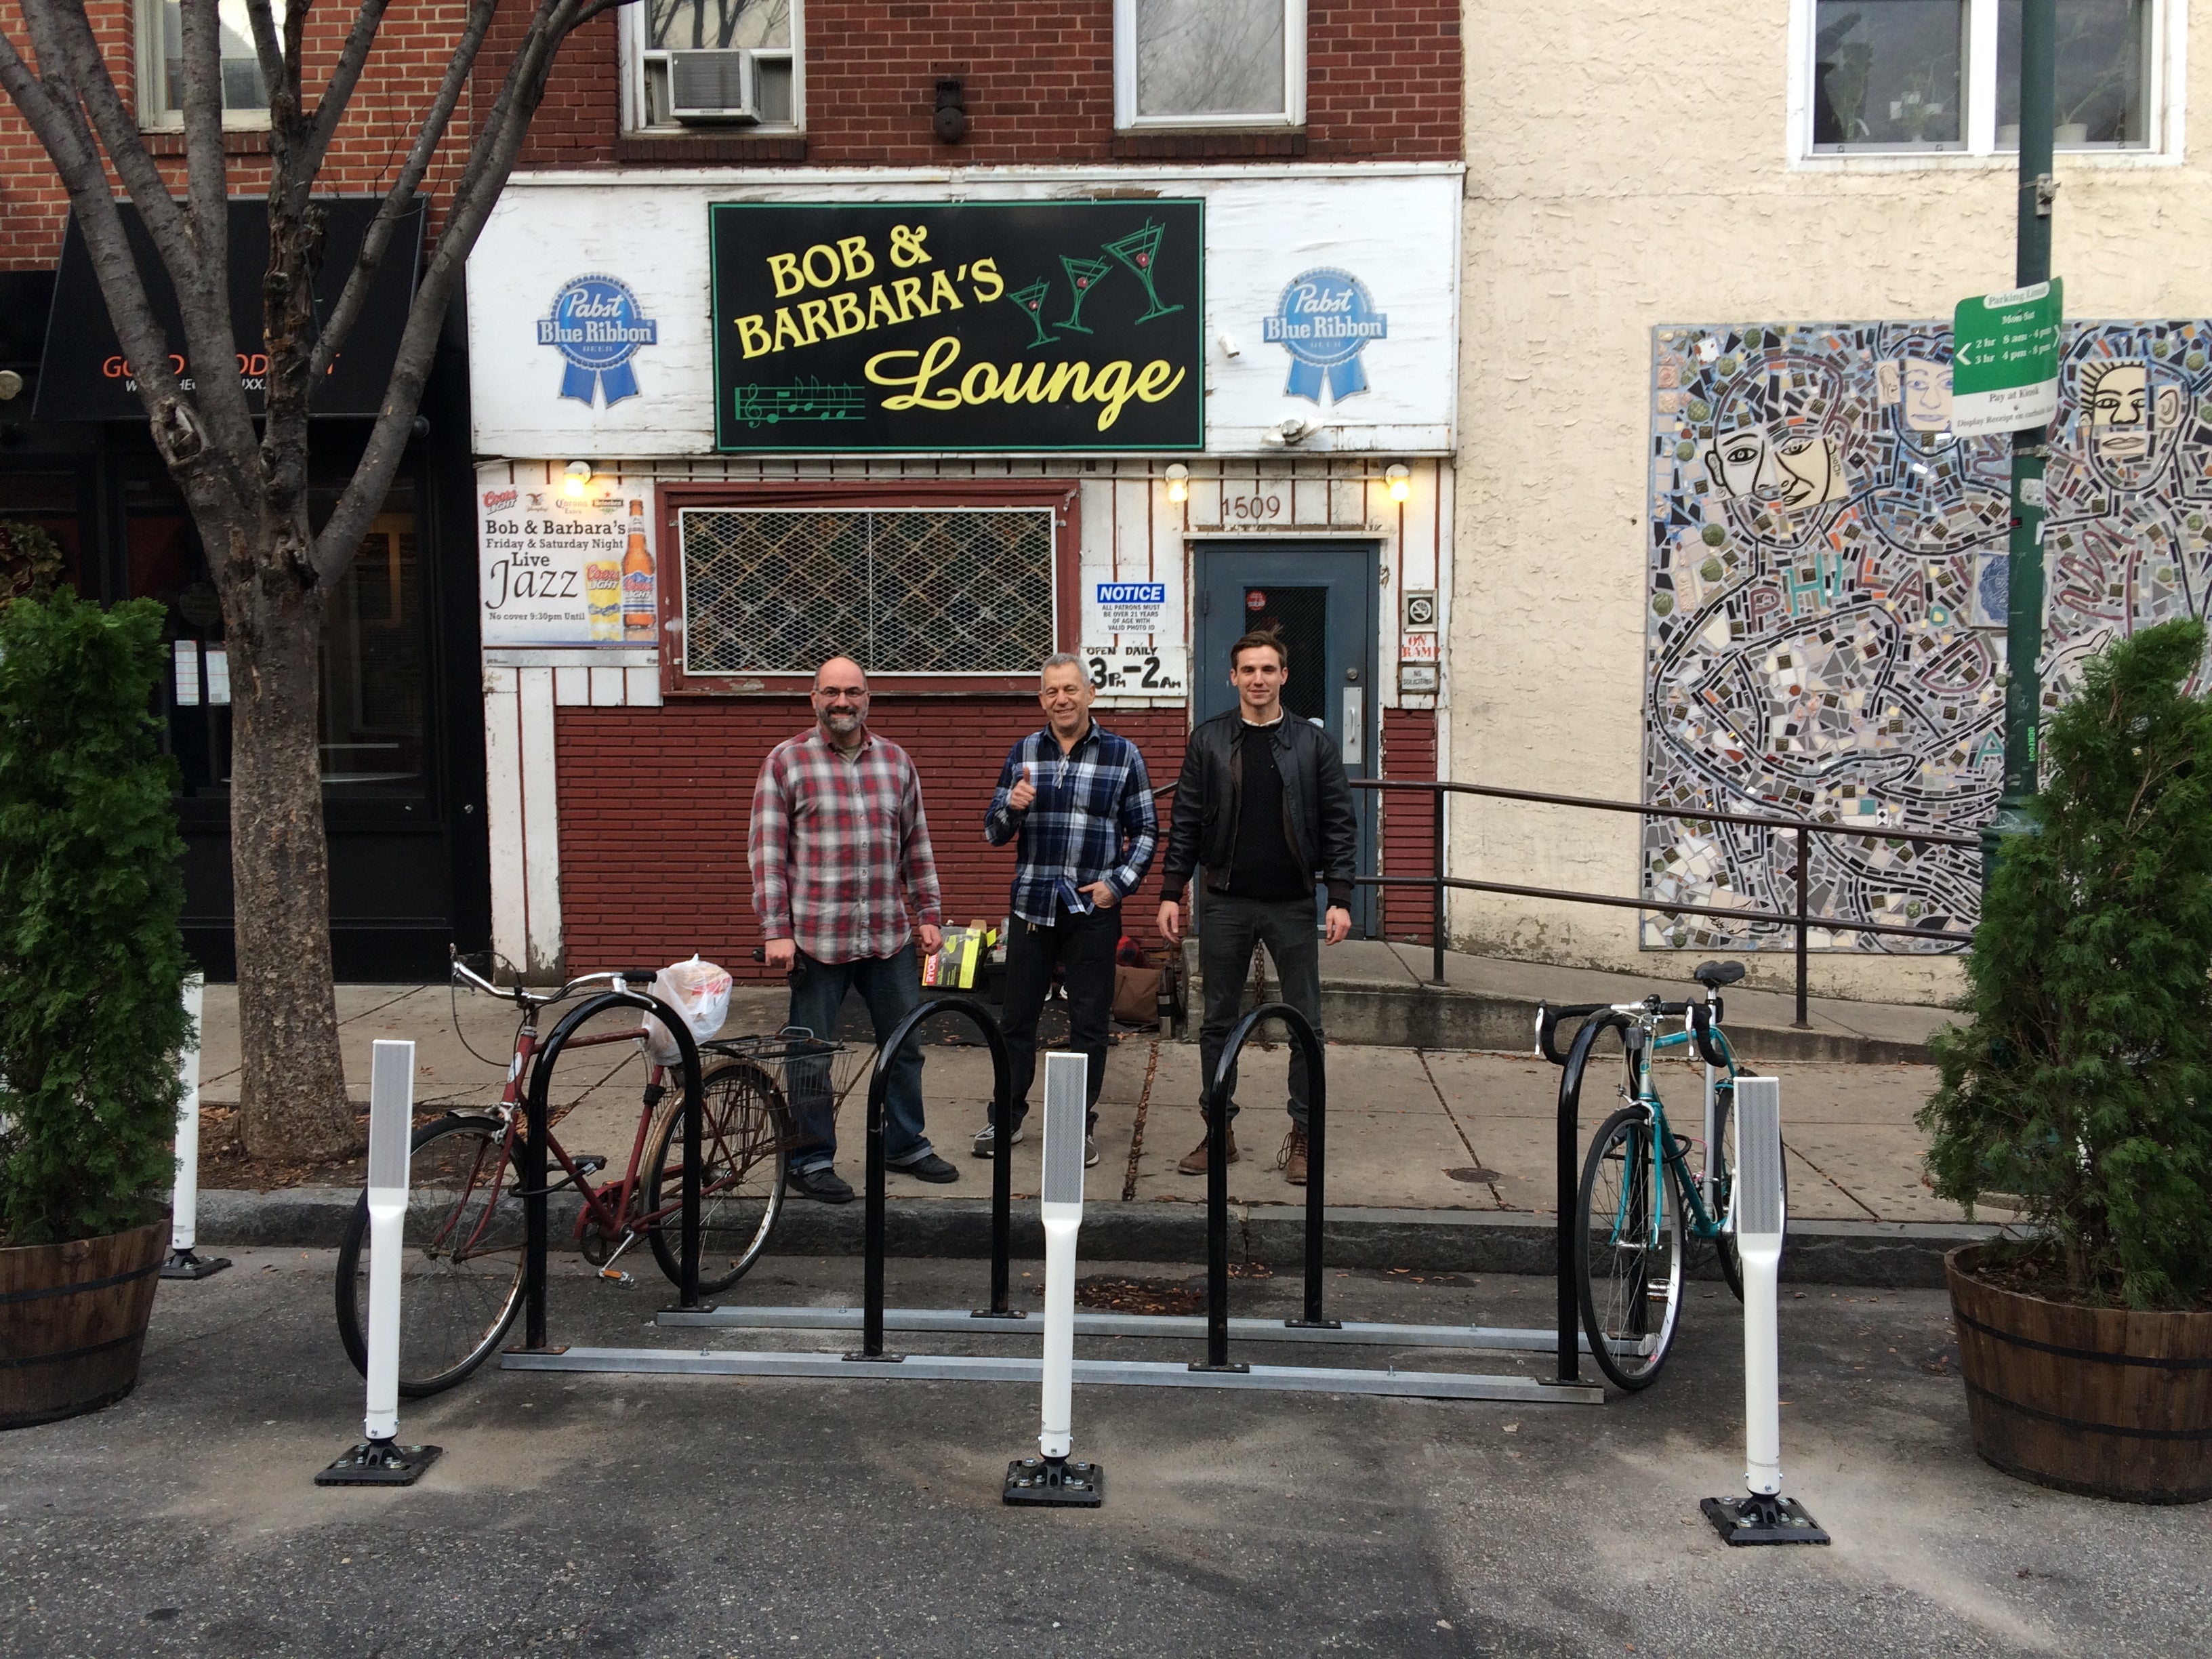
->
xmin=1643 ymin=319 xmax=2212 ymax=951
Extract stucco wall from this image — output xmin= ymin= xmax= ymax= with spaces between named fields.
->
xmin=1450 ymin=0 xmax=2212 ymax=1003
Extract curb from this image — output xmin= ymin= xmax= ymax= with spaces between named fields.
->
xmin=194 ymin=1189 xmax=1996 ymax=1289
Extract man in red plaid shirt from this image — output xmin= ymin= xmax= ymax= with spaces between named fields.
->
xmin=750 ymin=657 xmax=958 ymax=1200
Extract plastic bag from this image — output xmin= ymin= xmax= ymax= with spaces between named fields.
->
xmin=640 ymin=956 xmax=733 ymax=1065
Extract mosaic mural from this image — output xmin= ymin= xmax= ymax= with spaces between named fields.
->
xmin=1643 ymin=319 xmax=2212 ymax=951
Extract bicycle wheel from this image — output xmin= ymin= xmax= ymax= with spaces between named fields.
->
xmin=1574 ymin=1105 xmax=1686 ymax=1391
xmin=335 ymin=1113 xmax=528 ymax=1397
xmin=644 ymin=1057 xmax=790 ymax=1296
xmin=1708 ymin=1082 xmax=1744 ymax=1303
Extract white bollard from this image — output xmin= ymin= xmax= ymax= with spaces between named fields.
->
xmin=1700 ymin=1076 xmax=1826 ymax=1544
xmin=162 ymin=974 xmax=229 ymax=1280
xmin=1004 ymin=1050 xmax=1103 ymax=1507
xmin=318 ymin=1039 xmax=443 ymax=1486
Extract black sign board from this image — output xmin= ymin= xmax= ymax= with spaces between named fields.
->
xmin=710 ymin=200 xmax=1204 ymax=452
xmin=34 ymin=197 xmax=424 ymax=422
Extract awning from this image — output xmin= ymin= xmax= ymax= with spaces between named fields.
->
xmin=33 ymin=196 xmax=423 ymax=422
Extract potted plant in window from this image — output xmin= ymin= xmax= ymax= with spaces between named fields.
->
xmin=1921 ymin=619 xmax=2212 ymax=1502
xmin=1 ymin=590 xmax=194 ymax=1429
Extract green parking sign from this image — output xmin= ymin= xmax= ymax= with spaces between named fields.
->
xmin=1950 ymin=278 xmax=2063 ymax=438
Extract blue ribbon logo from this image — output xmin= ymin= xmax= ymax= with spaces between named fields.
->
xmin=537 ymin=274 xmax=657 ymax=407
xmin=1263 ymin=268 xmax=1386 ymax=404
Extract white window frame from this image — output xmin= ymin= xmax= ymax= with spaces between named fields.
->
xmin=135 ymin=0 xmax=283 ymax=130
xmin=618 ymin=0 xmax=806 ymax=136
xmin=1113 ymin=0 xmax=1307 ymax=131
xmin=1786 ymin=0 xmax=2186 ymax=168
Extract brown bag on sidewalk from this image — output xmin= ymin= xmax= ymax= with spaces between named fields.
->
xmin=1112 ymin=965 xmax=1162 ymax=1026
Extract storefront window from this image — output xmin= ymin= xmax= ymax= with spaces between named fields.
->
xmin=1812 ymin=1 xmax=1969 ymax=150
xmin=678 ymin=506 xmax=1055 ymax=676
xmin=125 ymin=470 xmax=426 ymax=796
xmin=1996 ymin=0 xmax=2150 ymax=146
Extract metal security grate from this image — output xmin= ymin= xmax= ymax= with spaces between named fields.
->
xmin=678 ymin=507 xmax=1057 ymax=676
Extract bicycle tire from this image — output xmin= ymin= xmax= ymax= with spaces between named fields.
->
xmin=1708 ymin=1082 xmax=1744 ymax=1303
xmin=1575 ymin=1105 xmax=1687 ymax=1391
xmin=644 ymin=1057 xmax=790 ymax=1296
xmin=335 ymin=1113 xmax=528 ymax=1397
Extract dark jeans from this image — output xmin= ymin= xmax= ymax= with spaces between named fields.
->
xmin=784 ymin=941 xmax=931 ymax=1170
xmin=1000 ymin=901 xmax=1119 ymax=1132
xmin=1197 ymin=890 xmax=1324 ymax=1129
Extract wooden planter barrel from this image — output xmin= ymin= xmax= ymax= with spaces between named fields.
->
xmin=1948 ymin=1244 xmax=2212 ymax=1504
xmin=1 ymin=1219 xmax=167 ymax=1431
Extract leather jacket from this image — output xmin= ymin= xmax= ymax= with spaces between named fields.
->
xmin=1160 ymin=709 xmax=1357 ymax=908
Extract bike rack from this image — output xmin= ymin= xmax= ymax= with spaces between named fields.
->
xmin=507 ymin=996 xmax=1600 ymax=1404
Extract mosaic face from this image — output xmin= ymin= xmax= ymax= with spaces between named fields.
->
xmin=1645 ymin=320 xmax=2212 ymax=954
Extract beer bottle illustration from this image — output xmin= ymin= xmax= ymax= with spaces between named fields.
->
xmin=621 ymin=499 xmax=655 ymax=642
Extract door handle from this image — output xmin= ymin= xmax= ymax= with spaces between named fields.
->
xmin=1341 ymin=687 xmax=1364 ymax=763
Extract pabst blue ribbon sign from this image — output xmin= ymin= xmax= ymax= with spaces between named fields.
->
xmin=1264 ymin=268 xmax=1387 ymax=404
xmin=538 ymin=274 xmax=658 ymax=406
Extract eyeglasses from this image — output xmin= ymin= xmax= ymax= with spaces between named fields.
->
xmin=814 ymin=686 xmax=869 ymax=701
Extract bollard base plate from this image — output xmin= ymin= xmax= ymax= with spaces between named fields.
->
xmin=316 ymin=1439 xmax=443 ymax=1487
xmin=1700 ymin=1494 xmax=1829 ymax=1545
xmin=1004 ymin=1456 xmax=1103 ymax=1508
xmin=161 ymin=1248 xmax=232 ymax=1281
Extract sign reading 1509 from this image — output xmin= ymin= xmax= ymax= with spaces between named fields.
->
xmin=708 ymin=201 xmax=1204 ymax=453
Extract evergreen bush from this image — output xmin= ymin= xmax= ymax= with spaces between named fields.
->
xmin=1922 ymin=619 xmax=2212 ymax=1309
xmin=0 ymin=589 xmax=191 ymax=1246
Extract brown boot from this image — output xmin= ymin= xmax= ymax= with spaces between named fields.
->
xmin=1282 ymin=1125 xmax=1309 ymax=1186
xmin=1177 ymin=1128 xmax=1239 ymax=1174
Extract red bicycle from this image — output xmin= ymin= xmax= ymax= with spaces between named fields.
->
xmin=334 ymin=951 xmax=853 ymax=1396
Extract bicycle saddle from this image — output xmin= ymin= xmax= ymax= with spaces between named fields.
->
xmin=1692 ymin=960 xmax=1745 ymax=989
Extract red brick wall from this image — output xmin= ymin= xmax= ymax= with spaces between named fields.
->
xmin=517 ymin=1 xmax=1462 ymax=169
xmin=1379 ymin=705 xmax=1437 ymax=941
xmin=0 ymin=0 xmax=487 ymax=270
xmin=556 ymin=699 xmax=1187 ymax=981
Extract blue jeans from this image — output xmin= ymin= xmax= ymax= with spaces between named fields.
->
xmin=784 ymin=942 xmax=933 ymax=1171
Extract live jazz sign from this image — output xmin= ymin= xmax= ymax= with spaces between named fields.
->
xmin=709 ymin=201 xmax=1204 ymax=452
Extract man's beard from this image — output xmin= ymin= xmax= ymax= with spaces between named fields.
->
xmin=822 ymin=708 xmax=863 ymax=736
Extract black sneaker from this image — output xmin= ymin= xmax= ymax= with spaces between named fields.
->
xmin=890 ymin=1151 xmax=960 ymax=1184
xmin=786 ymin=1165 xmax=855 ymax=1204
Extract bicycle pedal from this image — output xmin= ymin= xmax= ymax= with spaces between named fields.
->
xmin=598 ymin=1267 xmax=635 ymax=1285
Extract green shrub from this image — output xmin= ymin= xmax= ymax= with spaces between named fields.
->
xmin=1921 ymin=619 xmax=2212 ymax=1309
xmin=0 ymin=589 xmax=191 ymax=1246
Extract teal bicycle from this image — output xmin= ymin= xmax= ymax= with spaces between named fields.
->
xmin=1566 ymin=960 xmax=1769 ymax=1391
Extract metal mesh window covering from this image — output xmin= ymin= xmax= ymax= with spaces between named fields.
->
xmin=678 ymin=506 xmax=1057 ymax=676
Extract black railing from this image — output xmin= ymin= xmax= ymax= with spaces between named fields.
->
xmin=1347 ymin=779 xmax=1983 ymax=1028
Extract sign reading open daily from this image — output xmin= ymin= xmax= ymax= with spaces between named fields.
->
xmin=709 ymin=201 xmax=1204 ymax=452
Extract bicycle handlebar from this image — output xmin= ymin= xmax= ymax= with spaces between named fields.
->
xmin=1535 ymin=993 xmax=1731 ymax=1069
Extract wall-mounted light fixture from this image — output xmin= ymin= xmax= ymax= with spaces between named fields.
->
xmin=563 ymin=459 xmax=593 ymax=499
xmin=933 ymin=79 xmax=968 ymax=143
xmin=1385 ymin=463 xmax=1411 ymax=504
xmin=1164 ymin=463 xmax=1189 ymax=504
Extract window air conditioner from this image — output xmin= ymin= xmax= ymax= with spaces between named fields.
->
xmin=668 ymin=50 xmax=760 ymax=123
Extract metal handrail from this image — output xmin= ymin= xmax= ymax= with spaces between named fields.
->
xmin=1347 ymin=777 xmax=1983 ymax=1028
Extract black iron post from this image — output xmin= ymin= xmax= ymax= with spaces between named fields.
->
xmin=1792 ymin=829 xmax=1810 ymax=1031
xmin=1430 ymin=781 xmax=1447 ymax=987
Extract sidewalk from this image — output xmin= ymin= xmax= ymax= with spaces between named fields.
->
xmin=192 ymin=968 xmax=1978 ymax=1284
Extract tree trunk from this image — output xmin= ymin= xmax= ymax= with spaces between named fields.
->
xmin=226 ymin=559 xmax=352 ymax=1160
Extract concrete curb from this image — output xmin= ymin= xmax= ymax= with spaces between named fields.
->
xmin=195 ymin=1188 xmax=1996 ymax=1288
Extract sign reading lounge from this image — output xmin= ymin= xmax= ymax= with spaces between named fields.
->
xmin=709 ymin=200 xmax=1205 ymax=453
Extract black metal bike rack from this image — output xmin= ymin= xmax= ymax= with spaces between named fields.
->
xmin=513 ymin=989 xmax=708 ymax=1351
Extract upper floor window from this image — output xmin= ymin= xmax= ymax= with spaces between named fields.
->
xmin=1114 ymin=0 xmax=1306 ymax=129
xmin=622 ymin=0 xmax=801 ymax=132
xmin=138 ymin=0 xmax=286 ymax=128
xmin=1802 ymin=0 xmax=2172 ymax=158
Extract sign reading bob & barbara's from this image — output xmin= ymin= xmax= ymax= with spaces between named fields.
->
xmin=709 ymin=201 xmax=1203 ymax=452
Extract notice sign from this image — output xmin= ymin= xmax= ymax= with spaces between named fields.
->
xmin=1094 ymin=580 xmax=1166 ymax=632
xmin=1950 ymin=278 xmax=2063 ymax=438
xmin=710 ymin=201 xmax=1204 ymax=452
xmin=478 ymin=466 xmax=655 ymax=645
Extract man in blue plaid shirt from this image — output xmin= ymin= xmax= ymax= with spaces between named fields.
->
xmin=979 ymin=653 xmax=1159 ymax=1165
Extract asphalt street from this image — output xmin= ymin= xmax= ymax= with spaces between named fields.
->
xmin=3 ymin=1250 xmax=2206 ymax=1658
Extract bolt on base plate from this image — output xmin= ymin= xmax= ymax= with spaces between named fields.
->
xmin=316 ymin=1439 xmax=444 ymax=1487
xmin=1004 ymin=1456 xmax=1104 ymax=1508
xmin=1700 ymin=1494 xmax=1829 ymax=1545
xmin=160 ymin=1248 xmax=231 ymax=1281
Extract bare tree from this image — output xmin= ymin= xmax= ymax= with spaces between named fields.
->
xmin=0 ymin=0 xmax=625 ymax=1158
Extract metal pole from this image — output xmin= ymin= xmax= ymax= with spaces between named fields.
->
xmin=863 ymin=1056 xmax=886 ymax=1359
xmin=1430 ymin=782 xmax=1446 ymax=987
xmin=524 ymin=1038 xmax=549 ymax=1353
xmin=677 ymin=1025 xmax=702 ymax=1311
xmin=1792 ymin=829 xmax=1810 ymax=1030
xmin=1984 ymin=0 xmax=2056 ymax=890
xmin=1205 ymin=1036 xmax=1231 ymax=1368
xmin=1298 ymin=1013 xmax=1329 ymax=1328
xmin=991 ymin=1017 xmax=1012 ymax=1318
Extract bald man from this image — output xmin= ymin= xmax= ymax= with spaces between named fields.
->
xmin=749 ymin=657 xmax=956 ymax=1200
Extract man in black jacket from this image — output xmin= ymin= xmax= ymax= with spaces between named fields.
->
xmin=1157 ymin=628 xmax=1357 ymax=1184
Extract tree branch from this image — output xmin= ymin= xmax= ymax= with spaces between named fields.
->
xmin=178 ymin=0 xmax=255 ymax=448
xmin=308 ymin=0 xmax=497 ymax=382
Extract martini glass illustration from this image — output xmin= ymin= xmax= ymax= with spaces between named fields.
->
xmin=1102 ymin=222 xmax=1182 ymax=324
xmin=1054 ymin=255 xmax=1111 ymax=334
xmin=1010 ymin=279 xmax=1055 ymax=348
